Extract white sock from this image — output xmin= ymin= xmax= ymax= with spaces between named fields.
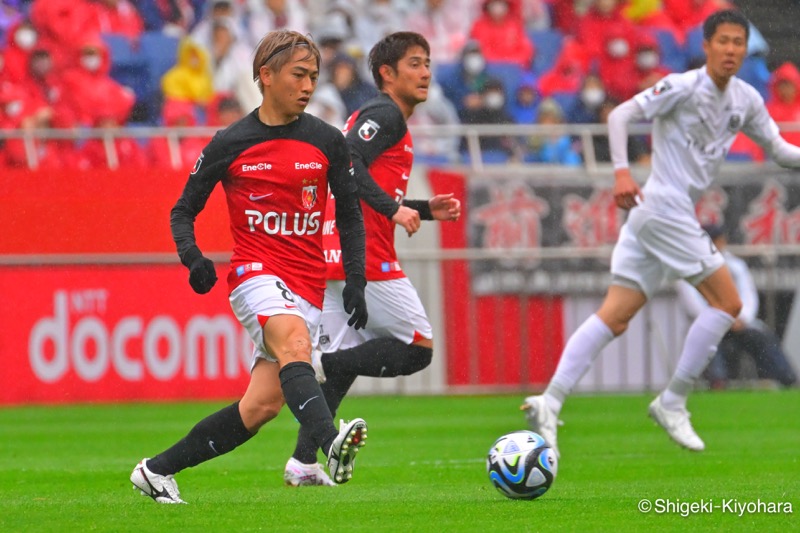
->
xmin=661 ymin=306 xmax=735 ymax=410
xmin=545 ymin=314 xmax=615 ymax=415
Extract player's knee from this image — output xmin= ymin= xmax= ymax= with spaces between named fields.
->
xmin=272 ymin=332 xmax=313 ymax=365
xmin=403 ymin=344 xmax=433 ymax=375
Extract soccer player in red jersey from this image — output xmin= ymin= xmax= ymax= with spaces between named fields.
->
xmin=284 ymin=32 xmax=462 ymax=486
xmin=130 ymin=30 xmax=370 ymax=503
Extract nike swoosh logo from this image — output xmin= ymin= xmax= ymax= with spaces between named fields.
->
xmin=379 ymin=366 xmax=387 ymax=377
xmin=299 ymin=395 xmax=319 ymax=410
xmin=209 ymin=440 xmax=219 ymax=454
xmin=249 ymin=192 xmax=273 ymax=201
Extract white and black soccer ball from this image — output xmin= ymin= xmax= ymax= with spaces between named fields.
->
xmin=486 ymin=430 xmax=557 ymax=500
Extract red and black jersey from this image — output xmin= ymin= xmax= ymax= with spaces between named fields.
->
xmin=324 ymin=93 xmax=415 ymax=281
xmin=171 ymin=110 xmax=365 ymax=308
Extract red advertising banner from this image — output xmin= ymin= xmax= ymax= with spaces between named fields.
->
xmin=0 ymin=264 xmax=251 ymax=405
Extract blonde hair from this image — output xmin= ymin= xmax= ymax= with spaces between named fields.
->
xmin=252 ymin=30 xmax=320 ymax=91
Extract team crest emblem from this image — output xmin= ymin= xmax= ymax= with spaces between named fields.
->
xmin=302 ymin=185 xmax=318 ymax=210
xmin=728 ymin=114 xmax=742 ymax=132
xmin=652 ymin=79 xmax=672 ymax=95
xmin=358 ymin=119 xmax=380 ymax=141
xmin=191 ymin=152 xmax=204 ymax=174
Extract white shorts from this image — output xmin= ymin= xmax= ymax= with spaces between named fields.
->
xmin=229 ymin=275 xmax=321 ymax=364
xmin=318 ymin=278 xmax=432 ymax=353
xmin=610 ymin=208 xmax=725 ymax=298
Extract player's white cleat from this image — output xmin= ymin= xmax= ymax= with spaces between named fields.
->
xmin=520 ymin=395 xmax=560 ymax=457
xmin=327 ymin=418 xmax=367 ymax=484
xmin=311 ymin=348 xmax=327 ymax=384
xmin=648 ymin=396 xmax=705 ymax=451
xmin=284 ymin=457 xmax=336 ymax=487
xmin=130 ymin=459 xmax=186 ymax=504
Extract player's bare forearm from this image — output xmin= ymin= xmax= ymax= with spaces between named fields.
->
xmin=613 ymin=168 xmax=643 ymax=210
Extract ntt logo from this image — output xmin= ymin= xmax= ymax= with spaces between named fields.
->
xmin=242 ymin=162 xmax=272 ymax=172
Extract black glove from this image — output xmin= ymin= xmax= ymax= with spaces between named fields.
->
xmin=342 ymin=278 xmax=368 ymax=330
xmin=188 ymin=255 xmax=217 ymax=294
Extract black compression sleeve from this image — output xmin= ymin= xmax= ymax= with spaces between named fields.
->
xmin=328 ymin=140 xmax=366 ymax=284
xmin=402 ymin=199 xmax=433 ymax=220
xmin=351 ymin=154 xmax=400 ymax=219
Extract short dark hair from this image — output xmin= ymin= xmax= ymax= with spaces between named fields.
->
xmin=703 ymin=9 xmax=749 ymax=42
xmin=368 ymin=31 xmax=430 ymax=89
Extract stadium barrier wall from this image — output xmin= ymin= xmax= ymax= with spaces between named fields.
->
xmin=2 ymin=164 xmax=800 ymax=405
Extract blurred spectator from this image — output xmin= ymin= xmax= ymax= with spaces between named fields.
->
xmin=508 ymin=72 xmax=538 ymax=124
xmin=590 ymin=98 xmax=650 ymax=164
xmin=566 ymin=73 xmax=607 ymax=124
xmin=597 ymin=26 xmax=638 ymax=101
xmin=16 ymin=47 xmax=74 ymax=126
xmin=149 ymin=98 xmax=210 ymax=169
xmin=407 ymin=81 xmax=461 ymax=162
xmin=136 ymin=0 xmax=196 ymax=36
xmin=207 ymin=92 xmax=246 ymax=127
xmin=60 ymin=36 xmax=138 ymax=128
xmin=328 ymin=52 xmax=378 ymax=116
xmin=86 ymin=0 xmax=144 ymax=40
xmin=622 ymin=0 xmax=682 ymax=43
xmin=469 ymin=0 xmax=534 ymax=69
xmin=766 ymin=62 xmax=800 ymax=147
xmin=524 ymin=97 xmax=581 ymax=165
xmin=189 ymin=0 xmax=245 ymax=51
xmin=161 ymin=37 xmax=214 ymax=107
xmin=77 ymin=93 xmax=147 ymax=170
xmin=0 ymin=0 xmax=23 ymax=46
xmin=633 ymin=32 xmax=671 ymax=93
xmin=538 ymin=38 xmax=588 ymax=98
xmin=305 ymin=82 xmax=347 ymax=128
xmin=404 ymin=0 xmax=470 ymax=65
xmin=245 ymin=0 xmax=308 ymax=47
xmin=3 ymin=20 xmax=38 ymax=82
xmin=205 ymin=18 xmax=260 ymax=111
xmin=460 ymin=78 xmax=519 ymax=157
xmin=439 ymin=40 xmax=494 ymax=117
xmin=576 ymin=0 xmax=636 ymax=66
xmin=549 ymin=0 xmax=593 ymax=35
xmin=29 ymin=0 xmax=97 ymax=70
xmin=663 ymin=0 xmax=730 ymax=36
xmin=352 ymin=0 xmax=404 ymax=53
xmin=675 ymin=224 xmax=797 ymax=389
xmin=521 ymin=0 xmax=550 ymax=31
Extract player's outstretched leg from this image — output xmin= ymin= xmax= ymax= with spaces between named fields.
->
xmin=130 ymin=459 xmax=186 ymax=504
xmin=520 ymin=395 xmax=560 ymax=457
xmin=327 ymin=418 xmax=367 ymax=484
xmin=648 ymin=396 xmax=705 ymax=451
xmin=284 ymin=457 xmax=336 ymax=486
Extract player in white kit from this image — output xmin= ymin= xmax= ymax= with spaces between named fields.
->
xmin=521 ymin=10 xmax=800 ymax=455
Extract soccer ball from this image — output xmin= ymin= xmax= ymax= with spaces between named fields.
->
xmin=486 ymin=430 xmax=558 ymax=500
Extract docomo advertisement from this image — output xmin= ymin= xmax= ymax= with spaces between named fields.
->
xmin=0 ymin=265 xmax=252 ymax=405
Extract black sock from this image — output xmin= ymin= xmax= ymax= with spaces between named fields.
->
xmin=322 ymin=338 xmax=433 ymax=378
xmin=292 ymin=370 xmax=357 ymax=464
xmin=147 ymin=401 xmax=253 ymax=475
xmin=280 ymin=361 xmax=338 ymax=456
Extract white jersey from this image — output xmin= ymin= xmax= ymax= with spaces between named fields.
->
xmin=633 ymin=66 xmax=780 ymax=221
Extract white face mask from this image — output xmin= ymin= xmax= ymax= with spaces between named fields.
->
xmin=81 ymin=54 xmax=102 ymax=72
xmin=487 ymin=1 xmax=508 ymax=18
xmin=14 ymin=28 xmax=37 ymax=50
xmin=636 ymin=51 xmax=660 ymax=70
xmin=463 ymin=54 xmax=485 ymax=75
xmin=607 ymin=38 xmax=629 ymax=58
xmin=484 ymin=91 xmax=505 ymax=110
xmin=581 ymin=87 xmax=606 ymax=108
xmin=5 ymin=100 xmax=23 ymax=117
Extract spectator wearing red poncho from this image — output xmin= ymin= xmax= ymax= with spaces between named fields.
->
xmin=766 ymin=62 xmax=800 ymax=147
xmin=632 ymin=32 xmax=671 ymax=94
xmin=3 ymin=20 xmax=38 ymax=82
xmin=598 ymin=26 xmax=638 ymax=101
xmin=469 ymin=0 xmax=533 ymax=69
xmin=60 ymin=35 xmax=137 ymax=128
xmin=86 ymin=0 xmax=144 ymax=40
xmin=29 ymin=0 xmax=97 ymax=70
xmin=576 ymin=0 xmax=636 ymax=66
xmin=149 ymin=98 xmax=210 ymax=170
xmin=538 ymin=38 xmax=589 ymax=98
xmin=77 ymin=89 xmax=147 ymax=170
xmin=663 ymin=0 xmax=731 ymax=35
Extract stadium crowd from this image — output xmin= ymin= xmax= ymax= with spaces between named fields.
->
xmin=1 ymin=0 xmax=799 ymax=169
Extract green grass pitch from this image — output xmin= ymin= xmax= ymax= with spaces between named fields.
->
xmin=1 ymin=390 xmax=797 ymax=532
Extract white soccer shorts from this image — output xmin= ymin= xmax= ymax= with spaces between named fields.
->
xmin=229 ymin=275 xmax=321 ymax=365
xmin=610 ymin=207 xmax=725 ymax=298
xmin=318 ymin=277 xmax=433 ymax=353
